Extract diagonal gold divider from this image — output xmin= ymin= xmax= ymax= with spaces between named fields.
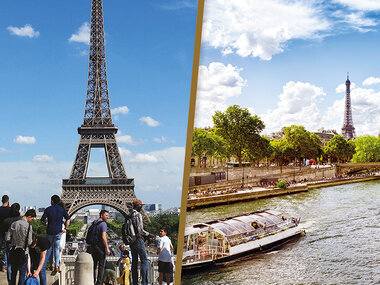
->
xmin=174 ymin=0 xmax=205 ymax=284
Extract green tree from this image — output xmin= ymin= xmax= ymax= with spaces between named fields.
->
xmin=270 ymin=139 xmax=295 ymax=173
xmin=283 ymin=125 xmax=322 ymax=167
xmin=351 ymin=135 xmax=380 ymax=162
xmin=324 ymin=135 xmax=356 ymax=163
xmin=246 ymin=136 xmax=273 ymax=164
xmin=212 ymin=105 xmax=265 ymax=167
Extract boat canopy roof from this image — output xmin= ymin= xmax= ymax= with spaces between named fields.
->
xmin=186 ymin=209 xmax=286 ymax=237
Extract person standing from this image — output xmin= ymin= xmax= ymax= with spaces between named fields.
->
xmin=8 ymin=209 xmax=36 ymax=285
xmin=28 ymin=234 xmax=50 ymax=285
xmin=0 ymin=195 xmax=11 ymax=272
xmin=156 ymin=227 xmax=173 ymax=285
xmin=41 ymin=195 xmax=70 ymax=273
xmin=2 ymin=203 xmax=21 ymax=283
xmin=130 ymin=200 xmax=154 ymax=285
xmin=89 ymin=210 xmax=111 ymax=285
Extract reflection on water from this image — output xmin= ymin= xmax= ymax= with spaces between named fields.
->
xmin=182 ymin=181 xmax=380 ymax=284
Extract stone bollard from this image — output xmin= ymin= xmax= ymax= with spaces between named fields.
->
xmin=74 ymin=252 xmax=94 ymax=285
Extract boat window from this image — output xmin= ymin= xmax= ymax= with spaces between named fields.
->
xmin=211 ymin=222 xmax=240 ymax=236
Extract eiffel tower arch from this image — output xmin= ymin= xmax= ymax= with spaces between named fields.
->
xmin=61 ymin=0 xmax=135 ymax=217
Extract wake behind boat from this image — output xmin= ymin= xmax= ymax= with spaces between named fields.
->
xmin=182 ymin=209 xmax=305 ymax=271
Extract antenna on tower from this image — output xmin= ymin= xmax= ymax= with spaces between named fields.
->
xmin=347 ymin=72 xmax=349 ymax=80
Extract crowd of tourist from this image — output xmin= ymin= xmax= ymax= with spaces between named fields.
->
xmin=0 ymin=196 xmax=174 ymax=285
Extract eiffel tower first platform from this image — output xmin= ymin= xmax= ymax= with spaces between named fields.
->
xmin=61 ymin=0 xmax=135 ymax=216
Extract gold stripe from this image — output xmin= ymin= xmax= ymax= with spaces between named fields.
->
xmin=174 ymin=0 xmax=205 ymax=283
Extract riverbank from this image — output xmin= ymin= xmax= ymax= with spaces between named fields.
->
xmin=187 ymin=175 xmax=380 ymax=210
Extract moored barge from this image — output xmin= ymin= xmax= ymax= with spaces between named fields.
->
xmin=182 ymin=209 xmax=305 ymax=270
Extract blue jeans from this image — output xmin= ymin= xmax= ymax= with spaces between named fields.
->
xmin=5 ymin=243 xmax=12 ymax=283
xmin=10 ymin=253 xmax=28 ymax=285
xmin=46 ymin=232 xmax=62 ymax=267
xmin=31 ymin=253 xmax=48 ymax=285
xmin=131 ymin=237 xmax=148 ymax=285
xmin=0 ymin=235 xmax=7 ymax=267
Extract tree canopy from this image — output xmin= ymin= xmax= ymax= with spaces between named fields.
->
xmin=212 ymin=105 xmax=265 ymax=166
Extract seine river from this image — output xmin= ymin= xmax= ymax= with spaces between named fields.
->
xmin=182 ymin=181 xmax=380 ymax=284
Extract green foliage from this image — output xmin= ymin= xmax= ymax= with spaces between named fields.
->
xmin=109 ymin=214 xmax=180 ymax=254
xmin=192 ymin=128 xmax=228 ymax=166
xmin=351 ymin=135 xmax=380 ymax=162
xmin=212 ymin=105 xmax=265 ymax=166
xmin=30 ymin=219 xmax=46 ymax=236
xmin=66 ymin=220 xmax=84 ymax=237
xmin=277 ymin=180 xmax=287 ymax=189
xmin=283 ymin=125 xmax=322 ymax=161
xmin=324 ymin=135 xmax=356 ymax=162
xmin=107 ymin=219 xmax=123 ymax=236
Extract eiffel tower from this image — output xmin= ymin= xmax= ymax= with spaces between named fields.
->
xmin=341 ymin=73 xmax=356 ymax=140
xmin=61 ymin=0 xmax=135 ymax=216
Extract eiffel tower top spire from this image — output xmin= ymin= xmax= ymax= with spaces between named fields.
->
xmin=82 ymin=0 xmax=113 ymax=128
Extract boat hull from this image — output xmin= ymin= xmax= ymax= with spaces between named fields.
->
xmin=182 ymin=227 xmax=305 ymax=272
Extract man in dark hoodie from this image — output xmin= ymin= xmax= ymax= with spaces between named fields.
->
xmin=2 ymin=203 xmax=21 ymax=283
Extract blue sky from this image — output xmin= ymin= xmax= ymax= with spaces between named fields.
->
xmin=195 ymin=0 xmax=380 ymax=138
xmin=0 ymin=0 xmax=197 ymax=209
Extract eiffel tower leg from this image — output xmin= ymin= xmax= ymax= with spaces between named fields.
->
xmin=105 ymin=138 xmax=127 ymax=178
xmin=70 ymin=142 xmax=91 ymax=179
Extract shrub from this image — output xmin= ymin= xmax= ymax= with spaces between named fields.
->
xmin=277 ymin=180 xmax=287 ymax=189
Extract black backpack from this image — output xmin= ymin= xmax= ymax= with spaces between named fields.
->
xmin=122 ymin=212 xmax=136 ymax=245
xmin=86 ymin=220 xmax=104 ymax=245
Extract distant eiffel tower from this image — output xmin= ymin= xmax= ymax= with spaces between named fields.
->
xmin=61 ymin=0 xmax=135 ymax=216
xmin=341 ymin=73 xmax=356 ymax=140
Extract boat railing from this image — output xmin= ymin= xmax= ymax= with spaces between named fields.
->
xmin=190 ymin=244 xmax=228 ymax=261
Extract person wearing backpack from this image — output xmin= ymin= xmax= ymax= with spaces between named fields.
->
xmin=8 ymin=209 xmax=36 ymax=285
xmin=87 ymin=210 xmax=111 ymax=285
xmin=129 ymin=200 xmax=154 ymax=285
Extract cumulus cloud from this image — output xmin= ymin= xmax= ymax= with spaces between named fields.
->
xmin=13 ymin=136 xmax=36 ymax=145
xmin=202 ymin=0 xmax=330 ymax=60
xmin=194 ymin=62 xmax=246 ymax=127
xmin=336 ymin=82 xmax=357 ymax=93
xmin=111 ymin=106 xmax=129 ymax=115
xmin=363 ymin=76 xmax=380 ymax=86
xmin=139 ymin=116 xmax=160 ymax=127
xmin=116 ymin=132 xmax=141 ymax=146
xmin=323 ymin=84 xmax=380 ymax=136
xmin=131 ymin=154 xmax=160 ymax=163
xmin=260 ymin=81 xmax=326 ymax=133
xmin=33 ymin=155 xmax=55 ymax=163
xmin=7 ymin=24 xmax=39 ymax=38
xmin=69 ymin=22 xmax=90 ymax=44
xmin=333 ymin=0 xmax=380 ymax=11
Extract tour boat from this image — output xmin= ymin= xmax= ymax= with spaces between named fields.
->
xmin=182 ymin=209 xmax=305 ymax=271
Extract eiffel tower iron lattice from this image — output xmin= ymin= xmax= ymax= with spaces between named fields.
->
xmin=61 ymin=0 xmax=135 ymax=216
xmin=341 ymin=73 xmax=356 ymax=140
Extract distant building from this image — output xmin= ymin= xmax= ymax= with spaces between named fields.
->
xmin=143 ymin=204 xmax=162 ymax=212
xmin=313 ymin=128 xmax=338 ymax=145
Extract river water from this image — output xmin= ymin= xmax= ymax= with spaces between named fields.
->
xmin=182 ymin=181 xmax=380 ymax=284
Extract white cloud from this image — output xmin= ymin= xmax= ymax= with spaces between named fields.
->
xmin=139 ymin=116 xmax=160 ymax=127
xmin=324 ymin=85 xmax=380 ymax=136
xmin=157 ymin=0 xmax=195 ymax=10
xmin=333 ymin=0 xmax=380 ymax=11
xmin=202 ymin=0 xmax=330 ymax=60
xmin=33 ymin=155 xmax=55 ymax=163
xmin=131 ymin=154 xmax=160 ymax=163
xmin=336 ymin=82 xmax=357 ymax=93
xmin=194 ymin=62 xmax=246 ymax=127
xmin=111 ymin=106 xmax=129 ymax=115
xmin=69 ymin=22 xmax=90 ymax=44
xmin=0 ymin=148 xmax=8 ymax=153
xmin=7 ymin=24 xmax=39 ymax=38
xmin=116 ymin=132 xmax=141 ymax=146
xmin=363 ymin=76 xmax=380 ymax=86
xmin=153 ymin=136 xmax=175 ymax=143
xmin=13 ymin=136 xmax=36 ymax=145
xmin=261 ymin=81 xmax=326 ymax=133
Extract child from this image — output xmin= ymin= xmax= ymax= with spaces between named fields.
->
xmin=116 ymin=250 xmax=130 ymax=285
xmin=157 ymin=227 xmax=173 ymax=285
